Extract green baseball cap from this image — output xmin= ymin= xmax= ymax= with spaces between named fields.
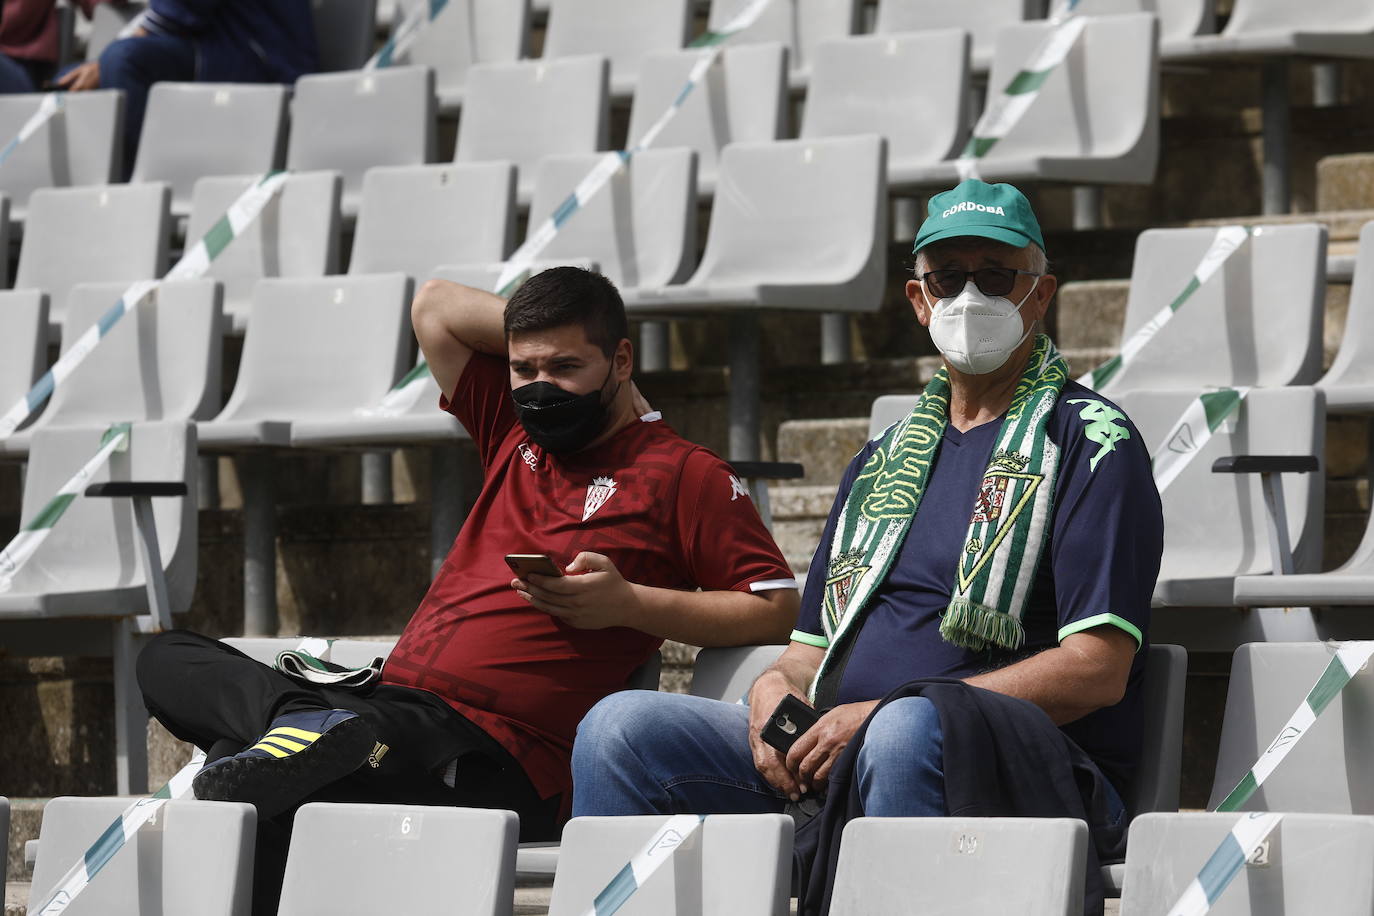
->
xmin=911 ymin=179 xmax=1045 ymax=254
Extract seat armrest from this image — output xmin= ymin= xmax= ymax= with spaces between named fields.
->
xmin=727 ymin=461 xmax=805 ymax=481
xmin=85 ymin=481 xmax=189 ymax=498
xmin=1211 ymin=455 xmax=1319 ymax=474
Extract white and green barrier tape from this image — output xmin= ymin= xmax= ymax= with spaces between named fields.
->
xmin=0 ymin=91 xmax=64 ymax=168
xmin=361 ymin=0 xmax=777 ymax=418
xmin=0 ymin=422 xmax=130 ymax=593
xmin=367 ymin=0 xmax=451 ymax=70
xmin=0 ymin=170 xmax=290 ymax=440
xmin=31 ymin=750 xmax=206 ymax=916
xmin=580 ymin=814 xmax=705 ymax=916
xmin=956 ymin=0 xmax=1085 ymax=181
xmin=1149 ymin=386 xmax=1249 ymax=494
xmin=1163 ymin=812 xmax=1285 ymax=916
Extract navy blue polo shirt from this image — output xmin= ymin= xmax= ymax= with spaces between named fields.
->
xmin=792 ymin=380 xmax=1163 ymax=798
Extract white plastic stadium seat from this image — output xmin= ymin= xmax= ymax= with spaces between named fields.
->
xmin=455 ymin=55 xmax=609 ymax=205
xmin=1071 ymin=0 xmax=1215 ymax=54
xmin=706 ymin=0 xmax=859 ymax=90
xmin=0 ymin=289 xmax=46 ymax=425
xmin=15 ymin=182 xmax=170 ymax=335
xmin=1207 ymin=642 xmax=1374 ymax=815
xmin=0 ymin=796 xmax=7 ymax=893
xmin=311 ymin=0 xmax=380 ymax=72
xmin=1316 ymin=221 xmax=1374 ymax=412
xmin=1098 ymin=224 xmax=1326 ymax=395
xmin=527 ymin=149 xmax=697 ymax=291
xmin=874 ymin=0 xmax=1037 ymax=72
xmin=0 ymin=192 xmax=9 ymax=284
xmin=185 ymin=172 xmax=342 ymax=335
xmin=85 ymin=2 xmax=143 ymax=60
xmin=548 ymin=815 xmax=793 ymax=916
xmin=627 ymin=43 xmax=787 ymax=197
xmin=28 ymin=797 xmax=255 ymax=916
xmin=1 ymin=280 xmax=222 ymax=457
xmin=1169 ymin=0 xmax=1374 ymax=60
xmin=689 ymin=644 xmax=783 ymax=703
xmin=800 ymin=31 xmax=971 ymax=192
xmin=0 ymin=90 xmax=124 ymax=219
xmin=286 ymin=66 xmax=435 ymax=218
xmin=831 ymin=818 xmax=1088 ymax=915
xmin=130 ymin=83 xmax=287 ymax=216
xmin=542 ymin=0 xmax=691 ymax=98
xmin=389 ymin=0 xmax=530 ymax=110
xmin=279 ymin=803 xmax=517 ymax=916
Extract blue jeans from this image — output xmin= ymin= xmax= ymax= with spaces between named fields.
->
xmin=571 ymin=692 xmax=949 ymax=818
xmin=0 ymin=54 xmax=50 ymax=94
xmin=95 ymin=33 xmax=197 ymax=176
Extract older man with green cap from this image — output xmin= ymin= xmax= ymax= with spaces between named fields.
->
xmin=571 ymin=180 xmax=1164 ymax=914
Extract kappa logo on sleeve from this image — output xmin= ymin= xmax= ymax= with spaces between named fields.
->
xmin=728 ymin=474 xmax=750 ymax=502
xmin=1066 ymin=399 xmax=1131 ymax=472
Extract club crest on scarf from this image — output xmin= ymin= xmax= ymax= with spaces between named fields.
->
xmin=957 ymin=450 xmax=1042 ymax=593
xmin=824 ymin=551 xmax=870 ymax=631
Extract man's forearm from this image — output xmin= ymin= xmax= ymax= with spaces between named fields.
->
xmin=626 ymin=583 xmax=797 ymax=647
xmin=963 ymin=629 xmax=1135 ymax=725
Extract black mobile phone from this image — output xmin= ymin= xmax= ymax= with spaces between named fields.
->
xmin=505 ymin=553 xmax=564 ymax=578
xmin=760 ymin=694 xmax=822 ymax=755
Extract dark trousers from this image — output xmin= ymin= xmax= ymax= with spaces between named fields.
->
xmin=138 ymin=630 xmax=561 ymax=914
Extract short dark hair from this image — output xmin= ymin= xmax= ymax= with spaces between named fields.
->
xmin=503 ymin=267 xmax=630 ymax=358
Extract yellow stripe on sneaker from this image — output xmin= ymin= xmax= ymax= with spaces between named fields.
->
xmin=259 ymin=735 xmax=309 ymax=753
xmin=251 ymin=741 xmax=291 ymax=758
xmin=268 ymin=726 xmax=322 ymax=742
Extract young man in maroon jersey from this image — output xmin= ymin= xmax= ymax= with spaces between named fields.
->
xmin=137 ymin=266 xmax=797 ymax=909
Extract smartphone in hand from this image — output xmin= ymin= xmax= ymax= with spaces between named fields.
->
xmin=759 ymin=694 xmax=822 ymax=754
xmin=505 ymin=554 xmax=564 ymax=579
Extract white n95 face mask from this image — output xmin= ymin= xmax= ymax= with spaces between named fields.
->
xmin=925 ymin=278 xmax=1038 ymax=376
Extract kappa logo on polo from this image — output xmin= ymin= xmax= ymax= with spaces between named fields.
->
xmin=518 ymin=442 xmax=539 ymax=471
xmin=729 ymin=474 xmax=750 ymax=502
xmin=583 ymin=476 xmax=618 ymax=521
xmin=942 ymin=201 xmax=1007 ymax=219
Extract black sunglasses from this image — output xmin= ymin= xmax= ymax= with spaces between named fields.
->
xmin=919 ymin=267 xmax=1041 ymax=299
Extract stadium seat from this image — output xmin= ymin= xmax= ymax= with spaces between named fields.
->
xmin=705 ymin=0 xmax=859 ymax=90
xmin=1072 ymin=0 xmax=1216 ymax=53
xmin=1315 ymin=221 xmax=1374 ymax=412
xmin=527 ymin=149 xmax=697 ymax=291
xmin=28 ymin=797 xmax=255 ymax=916
xmin=286 ymin=66 xmax=436 ymax=218
xmin=1119 ymin=812 xmax=1374 ymax=915
xmin=85 ymin=2 xmax=142 ymax=61
xmin=0 ymin=90 xmax=124 ymax=220
xmin=311 ymin=0 xmax=380 ymax=71
xmin=1 ymin=280 xmax=223 ymax=457
xmin=623 ymin=135 xmax=887 ymax=460
xmin=387 ymin=0 xmax=530 ymax=110
xmin=15 ymin=182 xmax=170 ymax=336
xmin=454 ymin=55 xmax=609 ymax=205
xmin=185 ymin=171 xmax=342 ymax=335
xmin=130 ymin=83 xmax=287 ymax=217
xmin=0 ymin=192 xmax=10 ymax=284
xmin=873 ymin=0 xmax=1037 ymax=72
xmin=1171 ymin=0 xmax=1374 ymax=60
xmin=830 ymin=817 xmax=1088 ymax=915
xmin=0 ymin=796 xmax=7 ymax=893
xmin=278 ymin=803 xmax=517 ymax=916
xmin=0 ymin=421 xmax=196 ymax=793
xmin=1098 ymin=224 xmax=1327 ymax=395
xmin=542 ymin=0 xmax=692 ymax=99
xmin=0 ymin=289 xmax=46 ymax=425
xmin=1207 ymin=642 xmax=1374 ymax=814
xmin=627 ymin=43 xmax=788 ymax=197
xmin=799 ymin=31 xmax=971 ymax=191
xmin=548 ymin=815 xmax=793 ymax=916
xmin=689 ymin=644 xmax=783 ymax=702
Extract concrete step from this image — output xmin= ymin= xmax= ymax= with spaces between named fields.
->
xmin=1318 ymin=154 xmax=1374 ymax=213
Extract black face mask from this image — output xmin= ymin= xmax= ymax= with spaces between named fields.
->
xmin=511 ymin=364 xmax=619 ymax=455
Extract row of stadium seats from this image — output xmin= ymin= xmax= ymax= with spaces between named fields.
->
xmin=12 ymin=641 xmax=1373 ymax=912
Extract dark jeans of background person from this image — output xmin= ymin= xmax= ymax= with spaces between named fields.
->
xmin=0 ymin=53 xmax=52 ymax=92
xmin=92 ymin=33 xmax=198 ymax=176
xmin=138 ymin=630 xmax=561 ymax=916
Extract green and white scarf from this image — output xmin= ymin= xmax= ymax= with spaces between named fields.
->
xmin=811 ymin=335 xmax=1069 ymax=702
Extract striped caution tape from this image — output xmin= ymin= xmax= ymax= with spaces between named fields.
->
xmin=1079 ymin=226 xmax=1255 ymax=391
xmin=366 ymin=0 xmax=450 ymax=70
xmin=31 ymin=749 xmax=206 ymax=916
xmin=360 ymin=0 xmax=778 ymax=418
xmin=579 ymin=814 xmax=705 ymax=916
xmin=1149 ymin=386 xmax=1249 ymax=493
xmin=1163 ymin=812 xmax=1284 ymax=916
xmin=0 ymin=422 xmax=130 ymax=593
xmin=0 ymin=91 xmax=64 ymax=168
xmin=956 ymin=1 xmax=1085 ymax=181
xmin=1215 ymin=640 xmax=1374 ymax=812
xmin=0 ymin=170 xmax=290 ymax=440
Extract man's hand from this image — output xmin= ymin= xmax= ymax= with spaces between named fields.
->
xmin=56 ymin=61 xmax=101 ymax=91
xmin=513 ymin=551 xmax=638 ymax=630
xmin=785 ymin=700 xmax=879 ymax=794
xmin=746 ymin=671 xmax=807 ymax=800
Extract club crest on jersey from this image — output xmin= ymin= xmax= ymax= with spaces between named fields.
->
xmin=583 ymin=476 xmax=618 ymax=521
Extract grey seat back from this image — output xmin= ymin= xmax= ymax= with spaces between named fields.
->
xmin=689 ymin=645 xmax=784 ymax=703
xmin=86 ymin=3 xmax=142 ymax=60
xmin=0 ymin=90 xmax=123 ymax=217
xmin=0 ymin=290 xmax=47 ymax=422
xmin=1318 ymin=221 xmax=1374 ymax=411
xmin=549 ymin=815 xmax=793 ymax=916
xmin=311 ymin=0 xmax=380 ymax=71
xmin=627 ymin=43 xmax=787 ymax=194
xmin=1134 ymin=644 xmax=1186 ymax=815
xmin=868 ymin=394 xmax=919 ymax=439
xmin=1105 ymin=224 xmax=1326 ymax=394
xmin=1208 ymin=642 xmax=1374 ymax=814
xmin=399 ymin=0 xmax=530 ymax=106
xmin=874 ymin=0 xmax=1035 ymax=70
xmin=528 ymin=149 xmax=696 ymax=290
xmin=543 ymin=0 xmax=692 ymax=96
xmin=1221 ymin=0 xmax=1374 ymax=40
xmin=287 ymin=66 xmax=435 ymax=215
xmin=801 ymin=31 xmax=970 ymax=187
xmin=831 ymin=817 xmax=1087 ymax=915
xmin=28 ymin=797 xmax=255 ymax=916
xmin=706 ymin=0 xmax=859 ymax=82
xmin=185 ymin=171 xmax=342 ymax=335
xmin=15 ymin=182 xmax=169 ymax=333
xmin=1120 ymin=812 xmax=1374 ymax=915
xmin=350 ymin=162 xmax=516 ymax=282
xmin=1072 ymin=0 xmax=1216 ymax=47
xmin=130 ymin=83 xmax=287 ymax=215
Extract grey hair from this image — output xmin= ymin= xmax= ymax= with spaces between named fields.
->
xmin=914 ymin=242 xmax=1050 ymax=277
